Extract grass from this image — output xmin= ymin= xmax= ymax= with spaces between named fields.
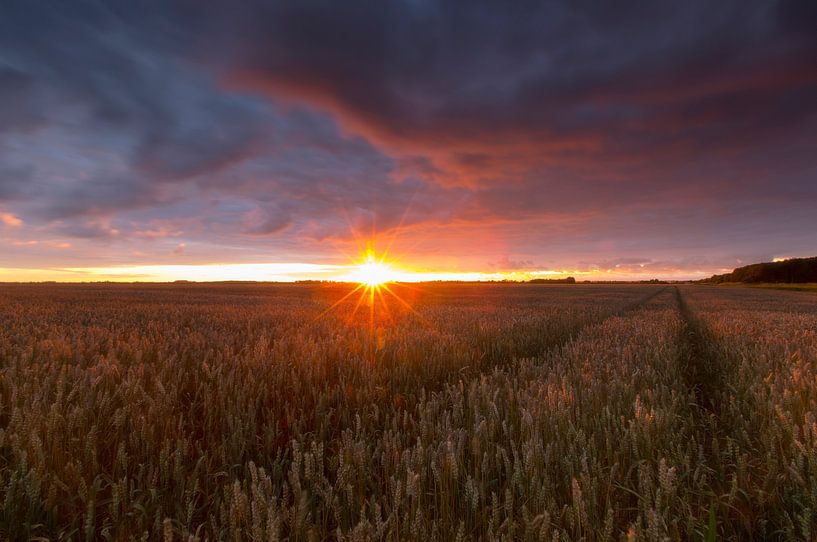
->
xmin=715 ymin=282 xmax=817 ymax=292
xmin=747 ymin=283 xmax=817 ymax=292
xmin=0 ymin=282 xmax=815 ymax=540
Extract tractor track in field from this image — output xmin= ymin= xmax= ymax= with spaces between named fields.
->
xmin=615 ymin=286 xmax=669 ymax=315
xmin=673 ymin=286 xmax=766 ymax=538
xmin=674 ymin=286 xmax=726 ymax=418
xmin=522 ymin=285 xmax=670 ymax=362
xmin=389 ymin=286 xmax=673 ymax=403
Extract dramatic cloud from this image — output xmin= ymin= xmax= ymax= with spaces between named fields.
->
xmin=218 ymin=1 xmax=817 ymax=166
xmin=1 ymin=0 xmax=815 ymax=278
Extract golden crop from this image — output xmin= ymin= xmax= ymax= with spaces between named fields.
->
xmin=0 ymin=283 xmax=814 ymax=540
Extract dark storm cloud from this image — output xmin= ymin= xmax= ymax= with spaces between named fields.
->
xmin=1 ymin=0 xmax=816 ymax=273
xmin=0 ymin=0 xmax=267 ymax=220
xmin=215 ymin=1 xmax=817 ymax=163
xmin=213 ymin=122 xmax=470 ymax=242
xmin=0 ymin=1 xmax=461 ymax=246
xmin=192 ymin=0 xmax=817 ymax=243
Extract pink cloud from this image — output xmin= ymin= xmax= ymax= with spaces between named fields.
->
xmin=1 ymin=212 xmax=23 ymax=227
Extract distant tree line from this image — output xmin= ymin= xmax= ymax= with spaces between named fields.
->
xmin=702 ymin=256 xmax=817 ymax=284
xmin=528 ymin=277 xmax=576 ymax=284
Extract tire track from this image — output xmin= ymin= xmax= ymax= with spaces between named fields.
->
xmin=673 ymin=287 xmax=764 ymax=538
xmin=616 ymin=286 xmax=669 ymax=315
xmin=473 ymin=286 xmax=670 ymax=366
xmin=387 ymin=286 xmax=672 ymax=406
xmin=528 ymin=285 xmax=670 ymax=361
xmin=674 ymin=287 xmax=724 ymax=417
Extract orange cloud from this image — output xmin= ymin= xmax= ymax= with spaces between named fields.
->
xmin=1 ymin=212 xmax=23 ymax=227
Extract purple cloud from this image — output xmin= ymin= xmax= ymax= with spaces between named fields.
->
xmin=1 ymin=0 xmax=816 ymax=277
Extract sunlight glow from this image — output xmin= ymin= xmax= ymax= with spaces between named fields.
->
xmin=0 ymin=263 xmax=602 ymax=282
xmin=0 ymin=263 xmax=343 ymax=282
xmin=347 ymin=252 xmax=397 ymax=287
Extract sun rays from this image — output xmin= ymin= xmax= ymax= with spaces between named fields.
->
xmin=312 ymin=248 xmax=432 ymax=356
xmin=348 ymin=251 xmax=397 ymax=288
xmin=339 ymin=249 xmax=409 ymax=327
xmin=312 ymin=193 xmax=430 ymax=344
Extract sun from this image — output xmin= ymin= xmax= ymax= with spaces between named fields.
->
xmin=352 ymin=252 xmax=396 ymax=288
xmin=315 ymin=247 xmax=423 ymax=333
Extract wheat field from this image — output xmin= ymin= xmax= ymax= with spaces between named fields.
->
xmin=1 ymin=283 xmax=815 ymax=541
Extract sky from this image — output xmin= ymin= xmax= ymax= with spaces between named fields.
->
xmin=1 ymin=0 xmax=816 ymax=282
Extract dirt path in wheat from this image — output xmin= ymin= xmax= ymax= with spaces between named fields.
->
xmin=674 ymin=287 xmax=726 ymax=418
xmin=673 ymin=286 xmax=768 ymax=538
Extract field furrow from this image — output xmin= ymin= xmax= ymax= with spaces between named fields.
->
xmin=1 ymin=284 xmax=815 ymax=540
